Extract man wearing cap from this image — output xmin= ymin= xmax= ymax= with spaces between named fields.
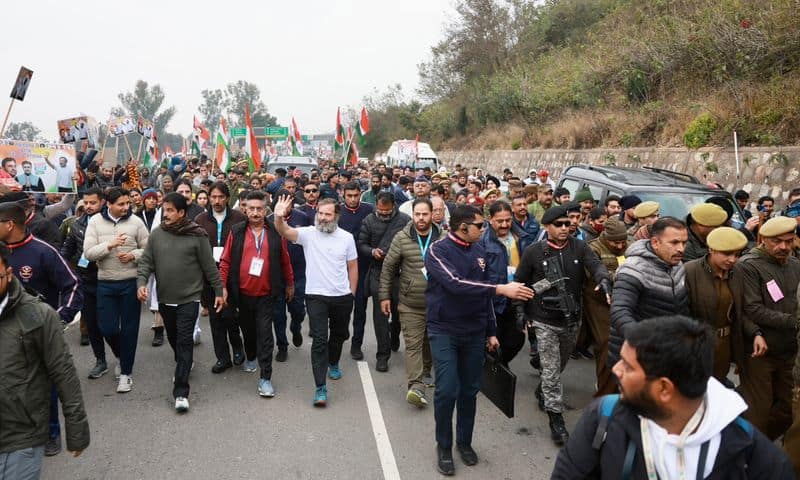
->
xmin=609 ymin=217 xmax=691 ymax=366
xmin=515 ymin=204 xmax=611 ymax=446
xmin=572 ymin=187 xmax=594 ymax=220
xmin=685 ymin=227 xmax=756 ymax=386
xmin=629 ymin=200 xmax=660 ymax=240
xmin=618 ymin=195 xmax=641 ymax=229
xmin=684 ymin=203 xmax=729 ymax=262
xmin=582 ymin=217 xmax=629 ymax=396
xmin=528 ymin=184 xmax=553 ymax=223
xmin=730 ymin=216 xmax=800 ymax=440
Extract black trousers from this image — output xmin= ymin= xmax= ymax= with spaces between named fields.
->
xmin=160 ymin=302 xmax=199 ymax=399
xmin=369 ymin=280 xmax=393 ymax=362
xmin=202 ymin=287 xmax=243 ymax=364
xmin=307 ymin=294 xmax=353 ymax=386
xmin=83 ymin=284 xmax=120 ymax=363
xmin=239 ymin=294 xmax=276 ymax=380
xmin=496 ymin=307 xmax=525 ymax=366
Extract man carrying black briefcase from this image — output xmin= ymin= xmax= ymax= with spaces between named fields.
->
xmin=515 ymin=204 xmax=611 ymax=447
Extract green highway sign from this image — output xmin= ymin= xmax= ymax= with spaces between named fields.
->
xmin=301 ymin=135 xmax=309 ymax=142
xmin=230 ymin=127 xmax=247 ymax=137
xmin=265 ymin=126 xmax=289 ymax=138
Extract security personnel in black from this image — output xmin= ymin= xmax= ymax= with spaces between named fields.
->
xmin=515 ymin=204 xmax=611 ymax=446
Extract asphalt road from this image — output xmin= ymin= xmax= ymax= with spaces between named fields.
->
xmin=42 ymin=303 xmax=597 ymax=480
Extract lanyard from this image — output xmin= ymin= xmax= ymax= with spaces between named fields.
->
xmin=216 ymin=212 xmax=227 ymax=246
xmin=417 ymin=231 xmax=432 ymax=259
xmin=640 ymin=397 xmax=707 ymax=480
xmin=251 ymin=228 xmax=265 ymax=257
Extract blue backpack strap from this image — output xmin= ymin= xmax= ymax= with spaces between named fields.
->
xmin=734 ymin=416 xmax=754 ymax=437
xmin=592 ymin=394 xmax=620 ymax=449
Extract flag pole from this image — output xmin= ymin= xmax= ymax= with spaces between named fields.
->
xmin=123 ymin=134 xmax=134 ymax=160
xmin=135 ymin=136 xmax=144 ymax=164
xmin=0 ymin=99 xmax=15 ymax=137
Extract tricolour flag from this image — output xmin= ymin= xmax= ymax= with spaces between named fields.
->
xmin=192 ymin=115 xmax=210 ymax=155
xmin=142 ymin=129 xmax=159 ymax=169
xmin=243 ymin=104 xmax=260 ymax=172
xmin=289 ymin=117 xmax=303 ymax=156
xmin=334 ymin=107 xmax=345 ymax=151
xmin=215 ymin=117 xmax=231 ymax=172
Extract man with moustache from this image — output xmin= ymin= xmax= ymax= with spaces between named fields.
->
xmin=609 ymin=217 xmax=690 ymax=367
xmin=552 ymin=316 xmax=793 ymax=479
xmin=272 ymin=196 xmax=358 ymax=407
xmin=515 ymin=205 xmax=611 ymax=446
xmin=194 ymin=182 xmax=247 ymax=372
xmin=360 ymin=173 xmax=382 ymax=206
xmin=219 ymin=191 xmax=294 ymax=398
xmin=136 ymin=193 xmax=223 ymax=412
xmin=583 ymin=217 xmax=629 ymax=396
xmin=730 ymin=216 xmax=800 ymax=440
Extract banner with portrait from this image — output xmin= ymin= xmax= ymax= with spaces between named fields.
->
xmin=9 ymin=66 xmax=33 ymax=101
xmin=107 ymin=115 xmax=135 ymax=137
xmin=57 ymin=116 xmax=100 ymax=148
xmin=136 ymin=116 xmax=154 ymax=139
xmin=0 ymin=139 xmax=77 ymax=192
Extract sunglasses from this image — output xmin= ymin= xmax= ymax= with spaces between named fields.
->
xmin=466 ymin=221 xmax=485 ymax=229
xmin=304 ymin=189 xmax=319 ymax=193
xmin=552 ymin=220 xmax=571 ymax=228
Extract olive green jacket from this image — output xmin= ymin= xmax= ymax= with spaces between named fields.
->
xmin=379 ymin=222 xmax=443 ymax=311
xmin=0 ymin=278 xmax=89 ymax=453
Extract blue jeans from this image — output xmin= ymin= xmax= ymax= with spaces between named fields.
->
xmin=0 ymin=446 xmax=44 ymax=480
xmin=97 ymin=279 xmax=140 ymax=376
xmin=273 ymin=276 xmax=306 ymax=350
xmin=429 ymin=334 xmax=485 ymax=450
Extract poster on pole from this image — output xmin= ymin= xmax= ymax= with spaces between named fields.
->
xmin=57 ymin=116 xmax=100 ymax=148
xmin=136 ymin=116 xmax=154 ymax=139
xmin=9 ymin=67 xmax=33 ymax=101
xmin=107 ymin=115 xmax=135 ymax=137
xmin=0 ymin=139 xmax=77 ymax=192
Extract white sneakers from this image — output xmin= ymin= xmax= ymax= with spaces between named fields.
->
xmin=175 ymin=397 xmax=189 ymax=413
xmin=116 ymin=374 xmax=133 ymax=393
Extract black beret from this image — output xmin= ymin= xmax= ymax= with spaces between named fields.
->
xmin=541 ymin=205 xmax=569 ymax=225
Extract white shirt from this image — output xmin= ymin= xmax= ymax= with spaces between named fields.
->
xmin=54 ymin=164 xmax=73 ymax=189
xmin=295 ymin=226 xmax=357 ymax=296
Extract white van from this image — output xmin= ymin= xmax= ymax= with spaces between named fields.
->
xmin=265 ymin=156 xmax=318 ymax=175
xmin=386 ymin=140 xmax=439 ymax=171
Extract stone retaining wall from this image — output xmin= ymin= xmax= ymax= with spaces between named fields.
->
xmin=439 ymin=147 xmax=800 ymax=203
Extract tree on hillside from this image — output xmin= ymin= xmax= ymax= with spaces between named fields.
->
xmin=418 ymin=0 xmax=513 ymax=101
xmin=113 ymin=80 xmax=176 ymax=134
xmin=4 ymin=122 xmax=42 ymax=142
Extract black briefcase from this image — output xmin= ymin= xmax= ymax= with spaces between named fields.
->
xmin=480 ymin=348 xmax=516 ymax=418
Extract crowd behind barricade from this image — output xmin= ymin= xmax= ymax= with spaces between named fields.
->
xmin=3 ymin=151 xmax=800 ymax=478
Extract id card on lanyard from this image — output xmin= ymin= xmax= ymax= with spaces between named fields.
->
xmin=248 ymin=228 xmax=265 ymax=276
xmin=418 ymin=232 xmax=432 ymax=280
xmin=213 ymin=214 xmax=226 ymax=263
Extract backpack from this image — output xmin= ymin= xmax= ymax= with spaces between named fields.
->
xmin=591 ymin=394 xmax=755 ymax=480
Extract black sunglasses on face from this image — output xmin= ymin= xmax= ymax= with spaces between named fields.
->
xmin=305 ymin=189 xmax=318 ymax=193
xmin=552 ymin=220 xmax=571 ymax=228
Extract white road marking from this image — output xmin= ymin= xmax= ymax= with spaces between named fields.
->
xmin=357 ymin=361 xmax=401 ymax=480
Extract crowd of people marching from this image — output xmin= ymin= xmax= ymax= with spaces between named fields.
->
xmin=4 ymin=151 xmax=800 ymax=478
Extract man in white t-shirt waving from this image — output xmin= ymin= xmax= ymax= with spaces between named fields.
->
xmin=273 ymin=195 xmax=358 ymax=407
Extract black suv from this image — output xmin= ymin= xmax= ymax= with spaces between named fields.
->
xmin=557 ymin=165 xmax=748 ymax=229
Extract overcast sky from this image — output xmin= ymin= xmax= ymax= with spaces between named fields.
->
xmin=1 ymin=0 xmax=454 ymax=140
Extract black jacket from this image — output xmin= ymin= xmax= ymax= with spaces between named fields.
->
xmin=609 ymin=240 xmax=689 ymax=365
xmin=27 ymin=210 xmax=62 ymax=248
xmin=552 ymin=396 xmax=794 ymax=479
xmin=61 ymin=213 xmax=98 ymax=286
xmin=357 ymin=209 xmax=411 ymax=292
xmin=515 ymin=237 xmax=609 ymax=327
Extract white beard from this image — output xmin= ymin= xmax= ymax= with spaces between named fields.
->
xmin=315 ymin=217 xmax=338 ymax=234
